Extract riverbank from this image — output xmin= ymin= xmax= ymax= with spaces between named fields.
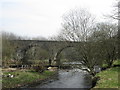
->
xmin=92 ymin=60 xmax=120 ymax=89
xmin=2 ymin=69 xmax=56 ymax=89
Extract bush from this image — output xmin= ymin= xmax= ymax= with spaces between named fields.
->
xmin=32 ymin=62 xmax=46 ymax=73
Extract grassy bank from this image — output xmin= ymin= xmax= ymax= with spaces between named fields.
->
xmin=93 ymin=60 xmax=120 ymax=88
xmin=2 ymin=70 xmax=56 ymax=88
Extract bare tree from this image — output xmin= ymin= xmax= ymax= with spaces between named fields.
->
xmin=76 ymin=42 xmax=104 ymax=76
xmin=108 ymin=1 xmax=120 ymax=60
xmin=94 ymin=22 xmax=118 ymax=67
xmin=110 ymin=0 xmax=120 ymax=20
xmin=89 ymin=22 xmax=117 ymax=40
xmin=59 ymin=8 xmax=95 ymax=42
xmin=58 ymin=8 xmax=104 ymax=76
xmin=89 ymin=22 xmax=117 ymax=68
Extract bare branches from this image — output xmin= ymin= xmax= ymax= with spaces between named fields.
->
xmin=60 ymin=8 xmax=95 ymax=42
xmin=109 ymin=0 xmax=120 ymax=20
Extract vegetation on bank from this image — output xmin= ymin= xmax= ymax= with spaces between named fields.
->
xmin=93 ymin=60 xmax=120 ymax=88
xmin=2 ymin=70 xmax=56 ymax=88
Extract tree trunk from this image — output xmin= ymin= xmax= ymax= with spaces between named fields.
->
xmin=56 ymin=58 xmax=61 ymax=68
xmin=49 ymin=58 xmax=52 ymax=66
xmin=108 ymin=60 xmax=113 ymax=68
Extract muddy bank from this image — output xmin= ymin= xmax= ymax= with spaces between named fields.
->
xmin=91 ymin=76 xmax=100 ymax=88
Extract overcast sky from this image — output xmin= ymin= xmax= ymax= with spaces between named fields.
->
xmin=0 ymin=0 xmax=116 ymax=38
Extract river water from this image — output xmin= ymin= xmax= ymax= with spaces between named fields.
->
xmin=35 ymin=69 xmax=92 ymax=89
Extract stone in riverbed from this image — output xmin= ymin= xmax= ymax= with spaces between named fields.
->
xmin=47 ymin=67 xmax=58 ymax=71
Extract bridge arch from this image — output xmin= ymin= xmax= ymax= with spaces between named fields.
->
xmin=15 ymin=41 xmax=76 ymax=68
xmin=16 ymin=42 xmax=38 ymax=64
xmin=53 ymin=45 xmax=73 ymax=67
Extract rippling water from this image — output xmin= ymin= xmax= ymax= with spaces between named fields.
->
xmin=35 ymin=69 xmax=92 ymax=88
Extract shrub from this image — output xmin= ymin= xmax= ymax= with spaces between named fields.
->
xmin=32 ymin=62 xmax=46 ymax=73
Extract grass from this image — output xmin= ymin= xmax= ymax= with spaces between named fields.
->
xmin=2 ymin=70 xmax=56 ymax=88
xmin=102 ymin=59 xmax=120 ymax=68
xmin=94 ymin=60 xmax=120 ymax=88
xmin=113 ymin=60 xmax=120 ymax=65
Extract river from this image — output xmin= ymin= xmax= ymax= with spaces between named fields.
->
xmin=35 ymin=68 xmax=92 ymax=89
